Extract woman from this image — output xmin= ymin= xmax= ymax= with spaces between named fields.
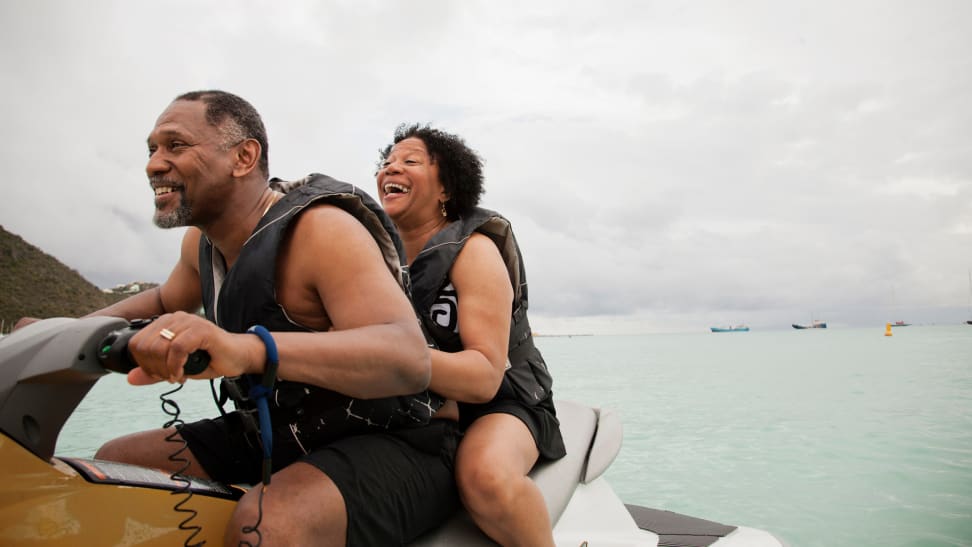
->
xmin=377 ymin=124 xmax=566 ymax=546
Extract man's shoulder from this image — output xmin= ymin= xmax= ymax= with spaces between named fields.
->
xmin=290 ymin=203 xmax=371 ymax=241
xmin=271 ymin=173 xmax=356 ymax=197
xmin=292 ymin=200 xmax=356 ymax=222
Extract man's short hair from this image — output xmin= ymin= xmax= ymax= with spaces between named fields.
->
xmin=175 ymin=90 xmax=270 ymax=178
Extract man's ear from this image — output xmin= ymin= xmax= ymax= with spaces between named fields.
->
xmin=232 ymin=138 xmax=261 ymax=177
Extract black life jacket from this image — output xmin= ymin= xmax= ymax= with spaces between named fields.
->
xmin=408 ymin=207 xmax=554 ymax=406
xmin=199 ymin=173 xmax=444 ymax=452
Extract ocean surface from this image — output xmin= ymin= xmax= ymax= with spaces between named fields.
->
xmin=57 ymin=325 xmax=972 ymax=546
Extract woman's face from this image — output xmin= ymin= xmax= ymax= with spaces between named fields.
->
xmin=377 ymin=137 xmax=447 ymax=225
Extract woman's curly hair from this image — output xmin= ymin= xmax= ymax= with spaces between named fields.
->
xmin=378 ymin=123 xmax=484 ymax=220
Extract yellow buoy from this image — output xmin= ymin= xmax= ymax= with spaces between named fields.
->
xmin=884 ymin=322 xmax=893 ymax=336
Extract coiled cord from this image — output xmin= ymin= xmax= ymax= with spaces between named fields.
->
xmin=161 ymin=382 xmax=205 ymax=547
xmin=153 ymin=324 xmax=277 ymax=547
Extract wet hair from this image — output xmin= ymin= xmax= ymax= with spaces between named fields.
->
xmin=379 ymin=123 xmax=484 ymax=219
xmin=175 ymin=90 xmax=270 ymax=178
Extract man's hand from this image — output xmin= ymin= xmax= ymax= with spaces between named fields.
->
xmin=125 ymin=311 xmax=262 ymax=385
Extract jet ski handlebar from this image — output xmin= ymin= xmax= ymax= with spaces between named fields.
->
xmin=97 ymin=318 xmax=210 ymax=376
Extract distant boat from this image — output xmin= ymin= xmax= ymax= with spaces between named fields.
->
xmin=888 ymin=286 xmax=910 ymax=328
xmin=967 ymin=270 xmax=972 ymax=326
xmin=710 ymin=325 xmax=750 ymax=333
xmin=792 ymin=320 xmax=827 ymax=329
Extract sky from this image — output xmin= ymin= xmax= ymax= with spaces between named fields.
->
xmin=1 ymin=1 xmax=970 ymax=334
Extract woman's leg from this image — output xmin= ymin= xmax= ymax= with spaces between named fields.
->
xmin=456 ymin=413 xmax=554 ymax=547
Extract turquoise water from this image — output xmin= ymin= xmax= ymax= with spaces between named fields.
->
xmin=57 ymin=325 xmax=972 ymax=546
xmin=538 ymin=326 xmax=972 ymax=547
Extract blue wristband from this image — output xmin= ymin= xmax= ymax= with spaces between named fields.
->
xmin=247 ymin=325 xmax=279 ymax=388
xmin=246 ymin=325 xmax=278 ymax=481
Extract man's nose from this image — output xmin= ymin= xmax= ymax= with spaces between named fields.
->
xmin=146 ymin=149 xmax=169 ymax=176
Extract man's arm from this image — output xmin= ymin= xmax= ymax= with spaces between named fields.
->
xmin=87 ymin=228 xmax=203 ymax=320
xmin=268 ymin=205 xmax=431 ymax=397
xmin=14 ymin=229 xmax=203 ymax=332
xmin=125 ymin=207 xmax=430 ymax=396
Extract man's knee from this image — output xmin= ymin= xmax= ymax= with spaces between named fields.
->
xmin=224 ymin=491 xmax=280 ymax=547
xmin=93 ymin=428 xmax=196 ymax=473
xmin=94 ymin=437 xmax=123 ymax=461
xmin=225 ymin=465 xmax=348 ymax=546
xmin=94 ymin=433 xmax=149 ymax=464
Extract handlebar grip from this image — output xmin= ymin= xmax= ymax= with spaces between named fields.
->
xmin=98 ymin=323 xmax=210 ymax=375
xmin=183 ymin=350 xmax=211 ymax=375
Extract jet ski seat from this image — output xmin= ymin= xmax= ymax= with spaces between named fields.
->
xmin=412 ymin=399 xmax=623 ymax=546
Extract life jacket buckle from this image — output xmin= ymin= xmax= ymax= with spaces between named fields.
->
xmin=222 ymin=377 xmax=251 ymax=404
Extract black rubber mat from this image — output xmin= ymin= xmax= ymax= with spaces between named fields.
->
xmin=625 ymin=504 xmax=737 ymax=547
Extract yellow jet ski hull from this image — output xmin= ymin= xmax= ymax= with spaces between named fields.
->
xmin=0 ymin=435 xmax=239 ymax=546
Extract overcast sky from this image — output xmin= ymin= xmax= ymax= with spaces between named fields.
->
xmin=2 ymin=1 xmax=970 ymax=333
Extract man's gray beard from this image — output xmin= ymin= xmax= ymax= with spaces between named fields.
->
xmin=154 ymin=204 xmax=192 ymax=228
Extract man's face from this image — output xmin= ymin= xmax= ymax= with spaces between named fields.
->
xmin=145 ymin=100 xmax=238 ymax=228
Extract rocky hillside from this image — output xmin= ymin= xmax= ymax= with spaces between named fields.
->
xmin=0 ymin=225 xmax=156 ymax=331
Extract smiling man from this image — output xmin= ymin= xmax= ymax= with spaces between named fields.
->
xmin=82 ymin=90 xmax=460 ymax=546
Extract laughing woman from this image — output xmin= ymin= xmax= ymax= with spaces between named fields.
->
xmin=376 ymin=124 xmax=566 ymax=546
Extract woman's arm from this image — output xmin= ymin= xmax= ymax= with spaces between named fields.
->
xmin=428 ymin=232 xmax=513 ymax=403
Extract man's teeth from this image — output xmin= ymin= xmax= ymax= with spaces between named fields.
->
xmin=384 ymin=183 xmax=410 ymax=194
xmin=154 ymin=186 xmax=175 ymax=196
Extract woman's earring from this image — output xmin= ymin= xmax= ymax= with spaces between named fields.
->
xmin=440 ymin=201 xmax=447 ymax=217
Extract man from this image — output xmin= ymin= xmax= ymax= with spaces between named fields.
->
xmin=81 ymin=91 xmax=458 ymax=545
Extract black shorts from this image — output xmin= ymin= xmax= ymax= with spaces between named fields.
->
xmin=459 ymin=392 xmax=566 ymax=461
xmin=178 ymin=413 xmax=461 ymax=545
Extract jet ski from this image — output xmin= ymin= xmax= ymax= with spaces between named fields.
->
xmin=0 ymin=317 xmax=786 ymax=546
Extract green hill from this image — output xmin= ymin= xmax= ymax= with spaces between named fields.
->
xmin=0 ymin=225 xmax=156 ymax=332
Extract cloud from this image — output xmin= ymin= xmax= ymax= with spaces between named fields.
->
xmin=1 ymin=0 xmax=970 ymax=333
